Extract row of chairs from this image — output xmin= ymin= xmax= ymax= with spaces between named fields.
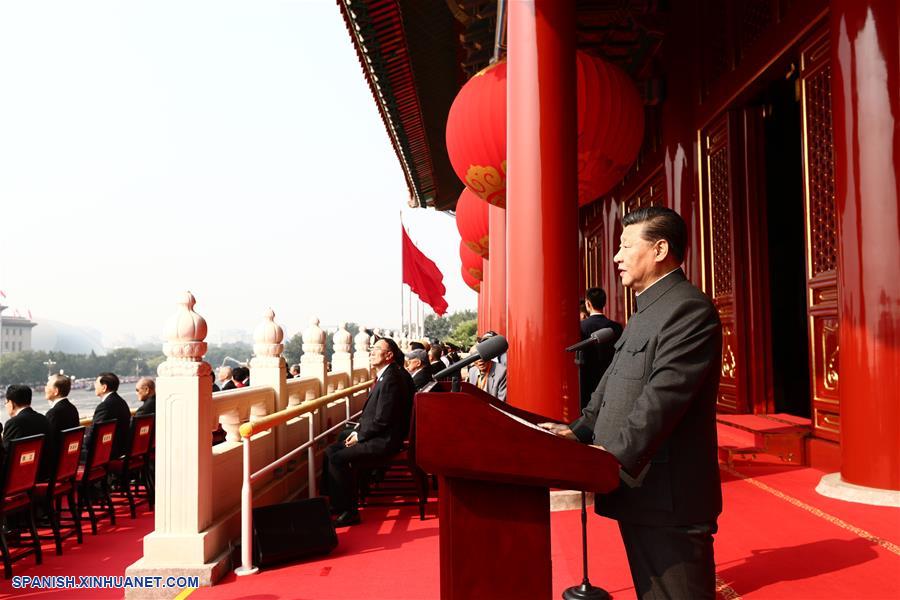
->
xmin=357 ymin=409 xmax=429 ymax=520
xmin=0 ymin=414 xmax=155 ymax=579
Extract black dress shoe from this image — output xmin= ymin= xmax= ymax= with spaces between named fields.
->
xmin=333 ymin=511 xmax=361 ymax=527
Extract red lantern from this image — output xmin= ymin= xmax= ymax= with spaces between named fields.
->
xmin=461 ymin=265 xmax=481 ymax=293
xmin=459 ymin=240 xmax=484 ymax=282
xmin=446 ymin=61 xmax=507 ymax=208
xmin=455 ymin=187 xmax=490 ymax=258
xmin=446 ymin=53 xmax=644 ymax=208
xmin=576 ymin=52 xmax=645 ymax=203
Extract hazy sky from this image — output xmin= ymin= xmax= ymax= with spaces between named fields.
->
xmin=0 ymin=0 xmax=475 ymax=347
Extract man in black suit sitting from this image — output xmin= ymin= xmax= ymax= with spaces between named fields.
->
xmin=85 ymin=372 xmax=132 ymax=459
xmin=3 ymin=385 xmax=51 ymax=476
xmin=322 ymin=337 xmax=413 ymax=526
xmin=427 ymin=345 xmax=445 ymax=378
xmin=405 ymin=349 xmax=434 ymax=390
xmin=43 ymin=374 xmax=81 ymax=478
xmin=578 ymin=287 xmax=623 ymax=410
xmin=218 ymin=366 xmax=236 ymax=390
xmin=134 ymin=377 xmax=156 ymax=418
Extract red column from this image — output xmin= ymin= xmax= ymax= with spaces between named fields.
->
xmin=479 ymin=256 xmax=490 ymax=336
xmin=477 ymin=288 xmax=485 ymax=336
xmin=507 ymin=0 xmax=579 ymax=421
xmin=488 ymin=205 xmax=507 ymax=336
xmin=831 ymin=0 xmax=900 ymax=491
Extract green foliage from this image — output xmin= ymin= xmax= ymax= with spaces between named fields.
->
xmin=425 ymin=310 xmax=477 ymax=342
xmin=0 ymin=348 xmax=166 ymax=386
xmin=446 ymin=319 xmax=478 ymax=351
xmin=203 ymin=342 xmax=253 ymax=369
xmin=283 ymin=333 xmax=303 ymax=366
xmin=424 ymin=314 xmax=451 ymax=340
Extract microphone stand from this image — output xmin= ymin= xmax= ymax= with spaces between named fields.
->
xmin=563 ymin=347 xmax=609 ymax=600
xmin=562 ymin=490 xmax=609 ymax=600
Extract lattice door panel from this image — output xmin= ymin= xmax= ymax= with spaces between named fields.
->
xmin=800 ymin=30 xmax=840 ymax=440
xmin=701 ymin=114 xmax=745 ymax=413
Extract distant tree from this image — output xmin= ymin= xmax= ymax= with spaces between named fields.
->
xmin=0 ymin=351 xmax=46 ymax=385
xmin=204 ymin=342 xmax=253 ymax=370
xmin=283 ymin=333 xmax=303 ymax=366
xmin=424 ymin=314 xmax=451 ymax=340
xmin=425 ymin=310 xmax=477 ymax=342
xmin=146 ymin=354 xmax=166 ymax=374
xmin=446 ymin=319 xmax=478 ymax=351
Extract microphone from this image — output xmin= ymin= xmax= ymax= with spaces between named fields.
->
xmin=564 ymin=328 xmax=616 ymax=353
xmin=432 ymin=335 xmax=508 ymax=380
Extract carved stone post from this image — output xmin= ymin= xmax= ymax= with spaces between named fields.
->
xmin=250 ymin=308 xmax=288 ymax=453
xmin=126 ymin=292 xmax=225 ymax=595
xmin=300 ymin=317 xmax=327 ymax=390
xmin=354 ymin=328 xmax=371 ymax=378
xmin=331 ymin=322 xmax=353 ymax=376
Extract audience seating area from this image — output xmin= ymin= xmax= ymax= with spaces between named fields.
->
xmin=358 ymin=409 xmax=429 ymax=520
xmin=0 ymin=415 xmax=154 ymax=579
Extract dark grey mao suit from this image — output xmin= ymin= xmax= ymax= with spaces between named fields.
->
xmin=570 ymin=269 xmax=722 ymax=599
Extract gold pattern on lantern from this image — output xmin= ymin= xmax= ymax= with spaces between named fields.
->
xmin=464 ymin=239 xmax=489 ymax=260
xmin=466 ymin=161 xmax=507 ymax=208
xmin=478 ymin=234 xmax=490 ymax=257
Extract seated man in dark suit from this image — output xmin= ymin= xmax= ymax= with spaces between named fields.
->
xmin=578 ymin=287 xmax=623 ymax=410
xmin=404 ymin=349 xmax=434 ymax=390
xmin=427 ymin=345 xmax=445 ymax=378
xmin=3 ymin=385 xmax=51 ymax=477
xmin=134 ymin=377 xmax=156 ymax=417
xmin=218 ymin=366 xmax=236 ymax=390
xmin=321 ymin=337 xmax=413 ymax=526
xmin=44 ymin=374 xmax=81 ymax=478
xmin=85 ymin=372 xmax=132 ymax=459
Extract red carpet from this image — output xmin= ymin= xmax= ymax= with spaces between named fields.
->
xmin=191 ymin=466 xmax=900 ymax=600
xmin=0 ymin=503 xmax=154 ymax=599
xmin=2 ymin=465 xmax=897 ymax=600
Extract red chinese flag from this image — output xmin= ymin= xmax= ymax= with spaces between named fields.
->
xmin=402 ymin=226 xmax=448 ymax=316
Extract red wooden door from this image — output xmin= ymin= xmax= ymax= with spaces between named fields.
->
xmin=700 ymin=113 xmax=749 ymax=414
xmin=799 ymin=29 xmax=841 ymax=440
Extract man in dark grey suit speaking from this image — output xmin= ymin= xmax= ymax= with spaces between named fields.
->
xmin=540 ymin=207 xmax=722 ymax=599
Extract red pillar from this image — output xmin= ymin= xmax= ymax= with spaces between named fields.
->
xmin=479 ymin=256 xmax=490 ymax=336
xmin=477 ymin=287 xmax=485 ymax=336
xmin=488 ymin=205 xmax=507 ymax=336
xmin=831 ymin=0 xmax=900 ymax=491
xmin=507 ymin=0 xmax=579 ymax=421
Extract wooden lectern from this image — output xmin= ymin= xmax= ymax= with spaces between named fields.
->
xmin=415 ymin=382 xmax=621 ymax=600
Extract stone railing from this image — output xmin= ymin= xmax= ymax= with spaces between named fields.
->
xmin=125 ymin=293 xmax=373 ymax=598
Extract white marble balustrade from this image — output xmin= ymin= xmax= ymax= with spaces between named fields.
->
xmin=125 ymin=292 xmax=374 ymax=598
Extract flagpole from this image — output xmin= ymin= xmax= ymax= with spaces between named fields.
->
xmin=419 ymin=298 xmax=424 ymax=340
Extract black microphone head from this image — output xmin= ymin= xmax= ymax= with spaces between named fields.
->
xmin=475 ymin=334 xmax=508 ymax=361
xmin=590 ymin=328 xmax=616 ymax=344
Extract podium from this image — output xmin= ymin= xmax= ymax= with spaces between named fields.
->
xmin=415 ymin=382 xmax=620 ymax=600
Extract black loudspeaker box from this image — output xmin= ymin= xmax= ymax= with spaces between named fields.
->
xmin=252 ymin=497 xmax=338 ymax=567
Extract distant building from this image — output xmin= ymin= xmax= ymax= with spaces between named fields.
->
xmin=0 ymin=304 xmax=37 ymax=354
